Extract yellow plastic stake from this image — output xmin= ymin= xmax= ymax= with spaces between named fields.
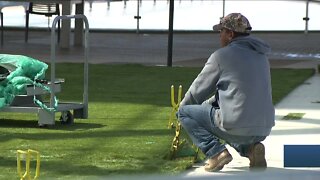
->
xmin=17 ymin=150 xmax=28 ymax=180
xmin=17 ymin=149 xmax=40 ymax=180
xmin=168 ymin=85 xmax=200 ymax=160
xmin=168 ymin=85 xmax=182 ymax=128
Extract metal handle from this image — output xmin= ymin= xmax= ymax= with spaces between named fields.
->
xmin=50 ymin=15 xmax=89 ymax=117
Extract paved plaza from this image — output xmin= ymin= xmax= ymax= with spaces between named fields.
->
xmin=0 ymin=30 xmax=320 ymax=67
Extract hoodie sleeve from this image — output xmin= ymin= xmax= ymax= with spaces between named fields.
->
xmin=180 ymin=53 xmax=220 ymax=106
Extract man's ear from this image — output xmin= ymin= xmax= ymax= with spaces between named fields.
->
xmin=230 ymin=31 xmax=235 ymax=39
xmin=227 ymin=31 xmax=234 ymax=41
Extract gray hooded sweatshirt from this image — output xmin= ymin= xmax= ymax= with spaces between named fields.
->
xmin=180 ymin=35 xmax=275 ymax=136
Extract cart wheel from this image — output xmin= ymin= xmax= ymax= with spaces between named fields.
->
xmin=60 ymin=111 xmax=74 ymax=125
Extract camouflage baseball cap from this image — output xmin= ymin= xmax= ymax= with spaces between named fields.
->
xmin=213 ymin=13 xmax=252 ymax=33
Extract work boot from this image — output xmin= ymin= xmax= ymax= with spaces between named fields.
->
xmin=248 ymin=142 xmax=267 ymax=170
xmin=204 ymin=149 xmax=233 ymax=172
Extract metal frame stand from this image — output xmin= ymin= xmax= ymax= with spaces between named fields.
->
xmin=0 ymin=14 xmax=90 ymax=126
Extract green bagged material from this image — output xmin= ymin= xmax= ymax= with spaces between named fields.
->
xmin=0 ymin=54 xmax=58 ymax=111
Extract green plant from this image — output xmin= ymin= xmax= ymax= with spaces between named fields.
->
xmin=282 ymin=113 xmax=305 ymax=120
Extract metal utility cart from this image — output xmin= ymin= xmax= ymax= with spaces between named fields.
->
xmin=0 ymin=14 xmax=90 ymax=126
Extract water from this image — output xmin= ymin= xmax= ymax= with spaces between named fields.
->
xmin=1 ymin=0 xmax=320 ymax=31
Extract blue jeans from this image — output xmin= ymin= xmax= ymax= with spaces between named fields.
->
xmin=177 ymin=104 xmax=266 ymax=159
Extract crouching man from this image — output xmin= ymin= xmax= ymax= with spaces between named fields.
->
xmin=177 ymin=13 xmax=275 ymax=172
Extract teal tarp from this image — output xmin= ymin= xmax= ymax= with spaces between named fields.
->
xmin=0 ymin=54 xmax=57 ymax=111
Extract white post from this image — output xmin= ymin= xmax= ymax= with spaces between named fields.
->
xmin=304 ymin=0 xmax=310 ymax=34
xmin=135 ymin=0 xmax=141 ymax=33
xmin=222 ymin=0 xmax=225 ymax=17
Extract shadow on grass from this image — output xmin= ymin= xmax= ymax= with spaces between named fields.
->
xmin=0 ymin=156 xmax=133 ymax=177
xmin=0 ymin=118 xmax=104 ymax=130
xmin=0 ymin=155 xmax=174 ymax=178
xmin=43 ymin=161 xmax=168 ymax=177
xmin=0 ymin=126 xmax=171 ymax=141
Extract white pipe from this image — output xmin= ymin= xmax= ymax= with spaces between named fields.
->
xmin=304 ymin=0 xmax=310 ymax=34
xmin=136 ymin=0 xmax=140 ymax=33
xmin=222 ymin=0 xmax=225 ymax=17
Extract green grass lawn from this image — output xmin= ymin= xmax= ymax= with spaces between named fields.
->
xmin=0 ymin=64 xmax=314 ymax=179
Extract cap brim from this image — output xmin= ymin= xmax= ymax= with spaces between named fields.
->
xmin=212 ymin=24 xmax=222 ymax=31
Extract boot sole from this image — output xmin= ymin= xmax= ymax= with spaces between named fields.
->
xmin=205 ymin=155 xmax=233 ymax=172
